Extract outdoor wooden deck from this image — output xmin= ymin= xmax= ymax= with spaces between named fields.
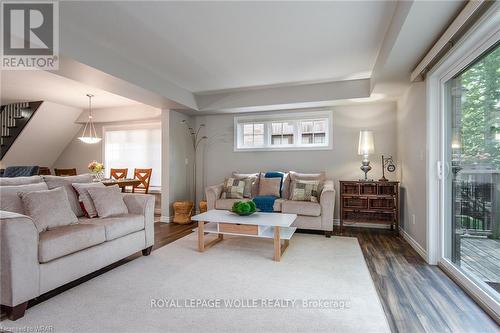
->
xmin=461 ymin=237 xmax=500 ymax=292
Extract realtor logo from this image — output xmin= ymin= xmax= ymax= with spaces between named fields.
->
xmin=1 ymin=1 xmax=59 ymax=70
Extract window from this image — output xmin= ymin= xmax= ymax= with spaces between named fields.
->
xmin=271 ymin=122 xmax=294 ymax=145
xmin=103 ymin=123 xmax=161 ymax=188
xmin=234 ymin=111 xmax=332 ymax=151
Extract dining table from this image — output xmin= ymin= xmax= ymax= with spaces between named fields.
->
xmin=101 ymin=178 xmax=141 ymax=192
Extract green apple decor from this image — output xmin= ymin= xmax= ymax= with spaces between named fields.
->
xmin=231 ymin=201 xmax=257 ymax=216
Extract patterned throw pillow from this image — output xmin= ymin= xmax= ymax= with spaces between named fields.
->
xmin=222 ymin=178 xmax=246 ymax=199
xmin=291 ymin=180 xmax=320 ymax=202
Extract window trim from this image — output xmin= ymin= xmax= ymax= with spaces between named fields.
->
xmin=234 ymin=111 xmax=333 ymax=152
xmin=102 ymin=122 xmax=162 ymax=191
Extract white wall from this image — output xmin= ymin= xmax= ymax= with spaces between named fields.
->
xmin=397 ymin=82 xmax=427 ymax=251
xmin=167 ymin=110 xmax=195 ymax=219
xmin=0 ymin=101 xmax=82 ymax=168
xmin=195 ymin=102 xmax=398 ymax=218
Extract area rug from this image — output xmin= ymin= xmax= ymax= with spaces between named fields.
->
xmin=2 ymin=233 xmax=390 ymax=333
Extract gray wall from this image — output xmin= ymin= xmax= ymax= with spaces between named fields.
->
xmin=168 ymin=110 xmax=195 ymax=216
xmin=194 ymin=102 xmax=398 ymax=218
xmin=397 ymin=82 xmax=427 ymax=250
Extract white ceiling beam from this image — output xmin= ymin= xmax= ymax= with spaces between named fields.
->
xmin=58 ymin=23 xmax=198 ymax=110
xmin=195 ymin=79 xmax=370 ymax=113
xmin=370 ymin=0 xmax=414 ymax=92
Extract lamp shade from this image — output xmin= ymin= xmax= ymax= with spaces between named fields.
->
xmin=358 ymin=130 xmax=374 ymax=155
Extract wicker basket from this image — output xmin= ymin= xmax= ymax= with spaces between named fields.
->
xmin=199 ymin=200 xmax=208 ymax=213
xmin=173 ymin=201 xmax=194 ymax=224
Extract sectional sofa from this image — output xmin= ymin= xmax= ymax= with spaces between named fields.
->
xmin=0 ymin=175 xmax=155 ymax=320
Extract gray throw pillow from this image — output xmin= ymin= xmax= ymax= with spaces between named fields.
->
xmin=72 ymin=182 xmax=105 ymax=218
xmin=0 ymin=182 xmax=49 ymax=214
xmin=87 ymin=185 xmax=128 ymax=218
xmin=43 ymin=174 xmax=93 ymax=217
xmin=20 ymin=187 xmax=78 ymax=232
xmin=0 ymin=175 xmax=43 ymax=186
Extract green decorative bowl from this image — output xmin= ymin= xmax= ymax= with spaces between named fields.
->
xmin=231 ymin=200 xmax=257 ymax=216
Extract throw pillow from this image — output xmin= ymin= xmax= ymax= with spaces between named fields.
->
xmin=87 ymin=185 xmax=129 ymax=218
xmin=43 ymin=174 xmax=93 ymax=217
xmin=221 ymin=178 xmax=246 ymax=199
xmin=232 ymin=172 xmax=259 ymax=198
xmin=20 ymin=187 xmax=78 ymax=232
xmin=72 ymin=182 xmax=106 ymax=218
xmin=0 ymin=182 xmax=48 ymax=214
xmin=264 ymin=171 xmax=285 ymax=197
xmin=288 ymin=171 xmax=326 ymax=200
xmin=258 ymin=177 xmax=281 ymax=197
xmin=0 ymin=175 xmax=43 ymax=186
xmin=291 ymin=180 xmax=320 ymax=202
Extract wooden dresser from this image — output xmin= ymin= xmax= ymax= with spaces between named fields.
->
xmin=339 ymin=180 xmax=399 ymax=233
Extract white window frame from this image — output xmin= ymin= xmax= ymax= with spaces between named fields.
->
xmin=234 ymin=110 xmax=333 ymax=152
xmin=102 ymin=122 xmax=162 ymax=192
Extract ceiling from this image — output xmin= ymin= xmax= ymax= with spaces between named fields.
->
xmin=4 ymin=1 xmax=466 ymax=113
xmin=61 ymin=1 xmax=397 ymax=93
xmin=1 ymin=70 xmax=143 ymax=109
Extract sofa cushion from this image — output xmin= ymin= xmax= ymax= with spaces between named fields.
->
xmin=21 ymin=187 xmax=78 ymax=232
xmin=282 ymin=200 xmax=321 ymax=217
xmin=215 ymin=198 xmax=250 ymax=210
xmin=273 ymin=198 xmax=285 ymax=212
xmin=221 ymin=178 xmax=246 ymax=199
xmin=38 ymin=223 xmax=106 ymax=263
xmin=290 ymin=180 xmax=320 ymax=203
xmin=0 ymin=175 xmax=43 ymax=186
xmin=87 ymin=185 xmax=129 ymax=218
xmin=72 ymin=182 xmax=105 ymax=218
xmin=232 ymin=172 xmax=259 ymax=198
xmin=258 ymin=177 xmax=281 ymax=197
xmin=0 ymin=182 xmax=48 ymax=214
xmin=43 ymin=174 xmax=93 ymax=217
xmin=79 ymin=214 xmax=144 ymax=241
xmin=288 ymin=171 xmax=326 ymax=199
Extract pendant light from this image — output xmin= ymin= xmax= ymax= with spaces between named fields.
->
xmin=78 ymin=94 xmax=101 ymax=144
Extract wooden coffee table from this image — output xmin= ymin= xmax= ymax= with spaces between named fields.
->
xmin=191 ymin=210 xmax=297 ymax=262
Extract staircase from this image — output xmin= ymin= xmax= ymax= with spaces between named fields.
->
xmin=0 ymin=101 xmax=43 ymax=160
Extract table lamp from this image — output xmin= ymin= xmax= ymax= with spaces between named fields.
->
xmin=358 ymin=130 xmax=374 ymax=181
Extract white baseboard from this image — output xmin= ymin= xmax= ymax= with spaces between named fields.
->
xmin=399 ymin=227 xmax=428 ymax=262
xmin=160 ymin=215 xmax=171 ymax=223
xmin=332 ymin=219 xmax=391 ymax=229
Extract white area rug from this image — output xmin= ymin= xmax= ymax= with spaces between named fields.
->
xmin=3 ymin=233 xmax=390 ymax=333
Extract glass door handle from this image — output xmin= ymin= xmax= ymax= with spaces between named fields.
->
xmin=437 ymin=161 xmax=451 ymax=180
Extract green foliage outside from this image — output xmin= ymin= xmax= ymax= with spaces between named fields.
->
xmin=456 ymin=45 xmax=500 ymax=169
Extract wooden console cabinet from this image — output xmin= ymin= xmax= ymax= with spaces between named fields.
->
xmin=339 ymin=180 xmax=399 ymax=233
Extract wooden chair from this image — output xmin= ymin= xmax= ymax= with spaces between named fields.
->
xmin=54 ymin=168 xmax=77 ymax=176
xmin=132 ymin=168 xmax=152 ymax=194
xmin=38 ymin=167 xmax=51 ymax=175
xmin=110 ymin=168 xmax=128 ymax=180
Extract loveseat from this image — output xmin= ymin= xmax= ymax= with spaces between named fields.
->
xmin=206 ymin=171 xmax=335 ymax=235
xmin=0 ymin=175 xmax=155 ymax=320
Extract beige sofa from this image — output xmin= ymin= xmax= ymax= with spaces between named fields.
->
xmin=0 ymin=175 xmax=155 ymax=320
xmin=206 ymin=172 xmax=335 ymax=235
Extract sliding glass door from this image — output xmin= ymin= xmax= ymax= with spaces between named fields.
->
xmin=443 ymin=44 xmax=500 ymax=302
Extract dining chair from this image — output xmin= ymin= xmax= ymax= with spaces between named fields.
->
xmin=54 ymin=168 xmax=77 ymax=176
xmin=38 ymin=167 xmax=51 ymax=175
xmin=110 ymin=168 xmax=128 ymax=180
xmin=132 ymin=168 xmax=152 ymax=194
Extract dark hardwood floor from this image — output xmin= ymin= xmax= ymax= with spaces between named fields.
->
xmin=339 ymin=227 xmax=499 ymax=333
xmin=2 ymin=220 xmax=498 ymax=333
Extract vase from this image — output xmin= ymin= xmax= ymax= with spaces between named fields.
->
xmin=92 ymin=171 xmax=104 ymax=182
